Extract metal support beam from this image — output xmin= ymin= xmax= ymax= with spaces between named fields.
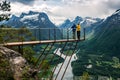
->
xmin=54 ymin=42 xmax=78 ymax=80
xmin=38 ymin=43 xmax=54 ymax=70
xmin=18 ymin=45 xmax=23 ymax=55
xmin=50 ymin=42 xmax=68 ymax=80
xmin=61 ymin=41 xmax=78 ymax=80
xmin=34 ymin=44 xmax=49 ymax=66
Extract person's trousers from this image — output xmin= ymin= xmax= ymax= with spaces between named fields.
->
xmin=77 ymin=31 xmax=80 ymax=40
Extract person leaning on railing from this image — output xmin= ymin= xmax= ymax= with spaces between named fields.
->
xmin=71 ymin=23 xmax=76 ymax=39
xmin=76 ymin=23 xmax=81 ymax=40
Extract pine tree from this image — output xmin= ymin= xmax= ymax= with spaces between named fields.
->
xmin=0 ymin=0 xmax=11 ymax=21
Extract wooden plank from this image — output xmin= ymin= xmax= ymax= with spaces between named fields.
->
xmin=0 ymin=39 xmax=85 ymax=46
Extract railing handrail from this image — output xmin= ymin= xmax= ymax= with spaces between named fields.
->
xmin=0 ymin=27 xmax=86 ymax=43
xmin=0 ymin=27 xmax=85 ymax=29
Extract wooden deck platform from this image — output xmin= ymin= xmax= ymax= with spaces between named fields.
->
xmin=0 ymin=39 xmax=85 ymax=46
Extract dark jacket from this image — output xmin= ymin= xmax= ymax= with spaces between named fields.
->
xmin=71 ymin=24 xmax=76 ymax=32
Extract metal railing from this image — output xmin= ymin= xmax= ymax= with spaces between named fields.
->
xmin=0 ymin=28 xmax=85 ymax=43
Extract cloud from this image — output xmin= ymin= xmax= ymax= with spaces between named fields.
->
xmin=104 ymin=0 xmax=120 ymax=9
xmin=8 ymin=0 xmax=120 ymax=25
xmin=10 ymin=3 xmax=32 ymax=16
xmin=8 ymin=0 xmax=34 ymax=5
xmin=57 ymin=0 xmax=120 ymax=18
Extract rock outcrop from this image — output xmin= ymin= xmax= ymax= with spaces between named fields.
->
xmin=0 ymin=46 xmax=35 ymax=80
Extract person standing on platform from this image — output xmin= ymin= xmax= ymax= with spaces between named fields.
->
xmin=71 ymin=24 xmax=76 ymax=39
xmin=76 ymin=23 xmax=81 ymax=40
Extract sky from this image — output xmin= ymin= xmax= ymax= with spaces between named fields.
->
xmin=2 ymin=0 xmax=120 ymax=25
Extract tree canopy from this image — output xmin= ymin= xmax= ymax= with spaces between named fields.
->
xmin=0 ymin=0 xmax=11 ymax=21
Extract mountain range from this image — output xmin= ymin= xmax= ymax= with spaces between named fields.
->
xmin=59 ymin=16 xmax=102 ymax=37
xmin=0 ymin=11 xmax=62 ymax=40
xmin=78 ymin=9 xmax=120 ymax=57
xmin=0 ymin=11 xmax=103 ymax=40
xmin=1 ymin=11 xmax=57 ymax=29
xmin=59 ymin=16 xmax=101 ymax=28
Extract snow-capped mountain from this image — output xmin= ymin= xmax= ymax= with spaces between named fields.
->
xmin=2 ymin=11 xmax=57 ymax=29
xmin=59 ymin=16 xmax=102 ymax=37
xmin=81 ymin=17 xmax=101 ymax=27
xmin=59 ymin=16 xmax=82 ymax=28
xmin=112 ymin=9 xmax=120 ymax=16
xmin=59 ymin=16 xmax=101 ymax=28
xmin=73 ymin=16 xmax=83 ymax=24
xmin=0 ymin=11 xmax=61 ymax=40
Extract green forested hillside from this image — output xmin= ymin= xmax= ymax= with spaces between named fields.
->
xmin=72 ymin=10 xmax=120 ymax=78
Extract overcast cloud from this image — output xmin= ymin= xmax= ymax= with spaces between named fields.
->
xmin=6 ymin=0 xmax=120 ymax=25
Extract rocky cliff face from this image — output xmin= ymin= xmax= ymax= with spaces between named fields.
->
xmin=0 ymin=46 xmax=36 ymax=80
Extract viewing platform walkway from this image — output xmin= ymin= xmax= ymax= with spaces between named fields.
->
xmin=1 ymin=39 xmax=84 ymax=46
xmin=0 ymin=28 xmax=86 ymax=47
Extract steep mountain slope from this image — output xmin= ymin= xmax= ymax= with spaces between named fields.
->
xmin=80 ymin=9 xmax=120 ymax=57
xmin=72 ymin=9 xmax=120 ymax=78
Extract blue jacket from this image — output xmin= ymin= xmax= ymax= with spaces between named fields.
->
xmin=71 ymin=24 xmax=76 ymax=32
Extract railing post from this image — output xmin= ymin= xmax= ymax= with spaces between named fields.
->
xmin=18 ymin=45 xmax=21 ymax=53
xmin=54 ymin=28 xmax=56 ymax=42
xmin=49 ymin=28 xmax=50 ymax=40
xmin=18 ymin=45 xmax=23 ymax=55
xmin=67 ymin=28 xmax=69 ymax=41
xmin=35 ymin=28 xmax=37 ymax=40
xmin=39 ymin=28 xmax=41 ymax=41
xmin=16 ymin=29 xmax=19 ymax=42
xmin=84 ymin=28 xmax=85 ymax=40
xmin=62 ymin=28 xmax=63 ymax=40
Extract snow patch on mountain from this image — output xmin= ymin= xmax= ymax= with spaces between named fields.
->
xmin=86 ymin=18 xmax=97 ymax=23
xmin=112 ymin=9 xmax=120 ymax=15
xmin=81 ymin=18 xmax=98 ymax=27
xmin=20 ymin=14 xmax=39 ymax=22
xmin=0 ymin=11 xmax=58 ymax=29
